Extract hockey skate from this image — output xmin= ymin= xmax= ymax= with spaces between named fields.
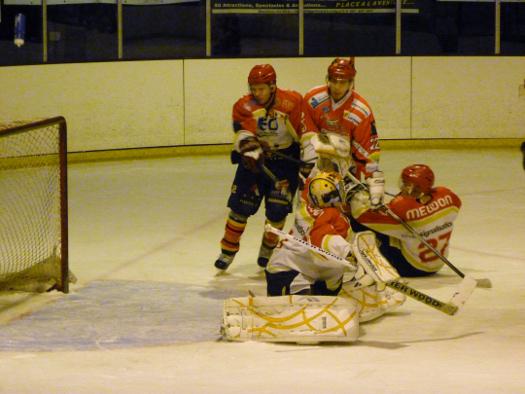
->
xmin=214 ymin=252 xmax=235 ymax=271
xmin=257 ymin=243 xmax=274 ymax=268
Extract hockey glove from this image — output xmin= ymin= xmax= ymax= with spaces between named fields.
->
xmin=239 ymin=138 xmax=264 ymax=173
xmin=366 ymin=171 xmax=385 ymax=209
xmin=298 ymin=162 xmax=315 ymax=190
xmin=350 ymin=190 xmax=371 ymax=218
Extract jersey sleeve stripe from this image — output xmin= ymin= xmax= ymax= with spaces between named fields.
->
xmin=351 ymin=99 xmax=371 ymax=118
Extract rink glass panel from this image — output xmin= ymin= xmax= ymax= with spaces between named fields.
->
xmin=0 ymin=1 xmax=524 ymax=64
xmin=123 ymin=2 xmax=205 ymax=59
xmin=211 ymin=13 xmax=298 ymax=57
xmin=0 ymin=5 xmax=43 ymax=65
xmin=46 ymin=4 xmax=118 ymax=63
xmin=303 ymin=12 xmax=395 ymax=56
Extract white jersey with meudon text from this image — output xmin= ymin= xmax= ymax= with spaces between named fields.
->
xmin=354 ymin=186 xmax=461 ymax=273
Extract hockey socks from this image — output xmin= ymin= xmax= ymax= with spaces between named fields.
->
xmin=215 ymin=211 xmax=248 ymax=270
xmin=258 ymin=219 xmax=285 ymax=268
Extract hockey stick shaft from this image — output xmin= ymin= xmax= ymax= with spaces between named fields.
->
xmin=381 ymin=205 xmax=464 ymax=278
xmin=271 ymin=150 xmax=307 ymax=166
xmin=265 ymin=224 xmax=356 ymax=271
xmin=265 ymin=225 xmax=470 ymax=316
xmin=260 ymin=164 xmax=279 ymax=185
xmin=385 ymin=281 xmax=457 ymax=315
xmin=243 ymin=150 xmax=282 ymax=187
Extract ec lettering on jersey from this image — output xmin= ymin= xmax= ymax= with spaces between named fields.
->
xmin=406 ymin=195 xmax=454 ymax=220
xmin=257 ymin=116 xmax=279 ymax=132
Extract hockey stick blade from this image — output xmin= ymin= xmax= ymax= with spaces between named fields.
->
xmin=448 ymin=275 xmax=477 ymax=310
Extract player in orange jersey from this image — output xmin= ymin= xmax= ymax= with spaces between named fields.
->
xmin=215 ymin=64 xmax=303 ymax=272
xmin=350 ymin=164 xmax=462 ymax=276
xmin=300 ymin=57 xmax=385 ymax=211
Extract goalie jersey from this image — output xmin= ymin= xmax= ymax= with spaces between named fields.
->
xmin=266 ymin=187 xmax=352 ymax=281
xmin=353 ymin=187 xmax=462 ymax=273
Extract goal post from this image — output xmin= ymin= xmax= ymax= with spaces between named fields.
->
xmin=0 ymin=116 xmax=69 ymax=293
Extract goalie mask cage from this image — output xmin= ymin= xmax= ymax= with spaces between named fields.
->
xmin=0 ymin=116 xmax=69 ymax=293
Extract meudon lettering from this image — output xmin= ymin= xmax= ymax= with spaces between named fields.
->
xmin=406 ymin=195 xmax=453 ymax=220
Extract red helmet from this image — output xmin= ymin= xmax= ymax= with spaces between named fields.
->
xmin=327 ymin=57 xmax=356 ymax=81
xmin=401 ymin=164 xmax=435 ymax=194
xmin=248 ymin=64 xmax=277 ymax=85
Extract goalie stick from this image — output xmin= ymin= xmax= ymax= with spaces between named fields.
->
xmin=343 ymin=171 xmax=493 ymax=289
xmin=265 ymin=224 xmax=476 ymax=316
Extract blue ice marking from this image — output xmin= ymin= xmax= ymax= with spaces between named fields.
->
xmin=0 ymin=280 xmax=236 ymax=351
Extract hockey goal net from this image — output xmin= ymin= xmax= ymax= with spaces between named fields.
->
xmin=0 ymin=116 xmax=69 ymax=293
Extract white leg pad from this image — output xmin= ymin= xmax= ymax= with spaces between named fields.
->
xmin=351 ymin=231 xmax=400 ymax=283
xmin=222 ymin=295 xmax=360 ymax=344
xmin=340 ymin=284 xmax=406 ymax=323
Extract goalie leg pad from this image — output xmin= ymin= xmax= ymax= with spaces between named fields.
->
xmin=222 ymin=295 xmax=360 ymax=344
xmin=340 ymin=284 xmax=406 ymax=323
xmin=351 ymin=231 xmax=400 ymax=284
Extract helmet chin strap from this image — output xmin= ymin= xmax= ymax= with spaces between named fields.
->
xmin=264 ymin=88 xmax=277 ymax=112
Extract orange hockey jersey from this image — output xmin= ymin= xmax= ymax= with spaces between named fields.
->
xmin=302 ymin=86 xmax=380 ymax=178
xmin=232 ymin=88 xmax=302 ymax=152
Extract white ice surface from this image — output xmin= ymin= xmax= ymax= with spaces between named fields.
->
xmin=1 ymin=148 xmax=525 ymax=394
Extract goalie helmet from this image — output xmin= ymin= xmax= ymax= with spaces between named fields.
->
xmin=308 ymin=172 xmax=343 ymax=208
xmin=400 ymin=164 xmax=435 ymax=194
xmin=248 ymin=64 xmax=277 ymax=85
xmin=327 ymin=57 xmax=356 ymax=81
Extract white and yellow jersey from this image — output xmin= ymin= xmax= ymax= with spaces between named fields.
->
xmin=353 ymin=187 xmax=461 ymax=273
xmin=267 ymin=188 xmax=353 ymax=282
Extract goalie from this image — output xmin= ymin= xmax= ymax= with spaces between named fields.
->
xmin=222 ymin=171 xmax=404 ymax=343
xmin=265 ymin=171 xmax=401 ymax=303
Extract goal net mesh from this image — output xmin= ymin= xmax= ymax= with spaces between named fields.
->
xmin=0 ymin=117 xmax=69 ymax=293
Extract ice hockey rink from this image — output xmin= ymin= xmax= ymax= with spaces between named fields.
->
xmin=0 ymin=145 xmax=524 ymax=394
